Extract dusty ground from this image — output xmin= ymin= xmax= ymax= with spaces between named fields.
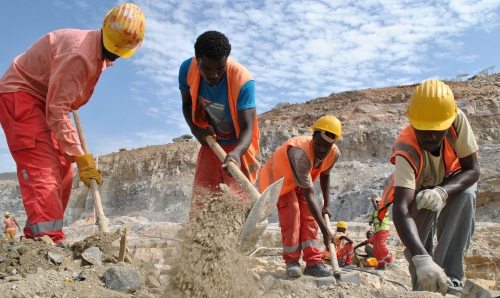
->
xmin=0 ymin=220 xmax=498 ymax=297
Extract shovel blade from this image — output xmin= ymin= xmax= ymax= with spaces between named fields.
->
xmin=237 ymin=177 xmax=284 ymax=253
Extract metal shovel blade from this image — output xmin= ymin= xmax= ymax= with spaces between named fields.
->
xmin=237 ymin=177 xmax=284 ymax=253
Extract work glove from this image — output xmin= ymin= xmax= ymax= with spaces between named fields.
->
xmin=75 ymin=154 xmax=103 ymax=188
xmin=412 ymin=255 xmax=452 ymax=296
xmin=416 ymin=186 xmax=448 ymax=212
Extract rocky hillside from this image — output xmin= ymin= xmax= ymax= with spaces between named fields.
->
xmin=0 ymin=74 xmax=498 ymax=226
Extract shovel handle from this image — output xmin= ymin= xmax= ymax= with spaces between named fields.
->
xmin=205 ymin=135 xmax=261 ymax=202
xmin=323 ymin=213 xmax=342 ymax=274
xmin=73 ymin=110 xmax=109 ymax=233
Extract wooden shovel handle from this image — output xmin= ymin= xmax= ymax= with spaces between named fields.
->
xmin=323 ymin=213 xmax=342 ymax=274
xmin=205 ymin=135 xmax=261 ymax=202
xmin=73 ymin=110 xmax=109 ymax=233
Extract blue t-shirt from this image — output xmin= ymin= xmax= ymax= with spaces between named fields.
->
xmin=179 ymin=58 xmax=255 ymax=145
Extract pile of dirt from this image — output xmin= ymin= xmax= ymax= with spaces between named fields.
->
xmin=166 ymin=188 xmax=259 ymax=297
xmin=0 ymin=233 xmax=157 ymax=298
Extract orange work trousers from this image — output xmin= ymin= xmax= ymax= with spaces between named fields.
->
xmin=373 ymin=230 xmax=393 ymax=267
xmin=337 ymin=242 xmax=354 ymax=265
xmin=4 ymin=229 xmax=16 ymax=240
xmin=277 ymin=187 xmax=322 ymax=267
xmin=0 ymin=92 xmax=73 ymax=243
xmin=189 ymin=143 xmax=249 ymax=221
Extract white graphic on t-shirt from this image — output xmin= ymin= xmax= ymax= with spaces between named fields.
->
xmin=199 ymin=96 xmax=235 ymax=141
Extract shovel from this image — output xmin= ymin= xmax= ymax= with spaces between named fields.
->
xmin=73 ymin=110 xmax=109 ymax=233
xmin=320 ymin=213 xmax=360 ymax=284
xmin=205 ymin=136 xmax=283 ymax=253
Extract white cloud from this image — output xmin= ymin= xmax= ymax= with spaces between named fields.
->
xmin=131 ymin=0 xmax=500 ymax=118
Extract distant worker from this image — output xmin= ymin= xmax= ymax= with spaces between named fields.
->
xmin=378 ymin=80 xmax=480 ymax=295
xmin=0 ymin=3 xmax=146 ymax=244
xmin=368 ymin=194 xmax=393 ymax=269
xmin=353 ymin=230 xmax=375 ymax=258
xmin=180 ymin=31 xmax=260 ymax=219
xmin=333 ymin=221 xmax=354 ymax=267
xmin=3 ymin=212 xmax=21 ymax=241
xmin=259 ymin=115 xmax=342 ymax=277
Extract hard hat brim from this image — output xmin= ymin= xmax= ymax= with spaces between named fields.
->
xmin=407 ymin=113 xmax=456 ymax=131
xmin=102 ymin=32 xmax=139 ymax=59
xmin=310 ymin=127 xmax=342 ymax=140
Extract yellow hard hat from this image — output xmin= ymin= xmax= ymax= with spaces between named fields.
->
xmin=311 ymin=115 xmax=342 ymax=140
xmin=102 ymin=3 xmax=146 ymax=58
xmin=336 ymin=221 xmax=347 ymax=229
xmin=367 ymin=257 xmax=378 ymax=267
xmin=407 ymin=80 xmax=457 ymax=131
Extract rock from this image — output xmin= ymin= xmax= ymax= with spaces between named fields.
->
xmin=7 ymin=250 xmax=20 ymax=259
xmin=259 ymin=274 xmax=276 ymax=291
xmin=145 ymin=274 xmax=161 ymax=289
xmin=47 ymin=251 xmax=64 ymax=264
xmin=16 ymin=246 xmax=29 ymax=255
xmin=36 ymin=235 xmax=55 ymax=246
xmin=103 ymin=265 xmax=143 ymax=293
xmin=0 ymin=256 xmax=7 ymax=263
xmin=81 ymin=246 xmax=102 ymax=266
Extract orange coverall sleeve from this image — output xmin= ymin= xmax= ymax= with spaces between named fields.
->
xmin=45 ymin=54 xmax=91 ymax=157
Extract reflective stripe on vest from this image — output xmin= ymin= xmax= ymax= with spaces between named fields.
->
xmin=378 ymin=125 xmax=461 ymax=221
xmin=29 ymin=219 xmax=64 ymax=236
xmin=187 ymin=57 xmax=260 ymax=183
xmin=259 ymin=136 xmax=338 ymax=195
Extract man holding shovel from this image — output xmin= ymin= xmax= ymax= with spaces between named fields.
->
xmin=179 ymin=31 xmax=260 ymax=220
xmin=259 ymin=115 xmax=342 ymax=277
xmin=0 ymin=3 xmax=145 ymax=244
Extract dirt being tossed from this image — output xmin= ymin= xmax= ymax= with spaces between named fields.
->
xmin=166 ymin=187 xmax=260 ymax=297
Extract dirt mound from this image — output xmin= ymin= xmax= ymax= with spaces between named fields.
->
xmin=0 ymin=233 xmax=157 ymax=298
xmin=166 ymin=188 xmax=259 ymax=297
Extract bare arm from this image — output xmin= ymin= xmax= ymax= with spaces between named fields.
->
xmin=303 ymin=187 xmax=334 ymax=247
xmin=393 ymin=186 xmax=427 ymax=256
xmin=224 ymin=108 xmax=255 ymax=167
xmin=353 ymin=241 xmax=367 ymax=250
xmin=320 ymin=173 xmax=332 ymax=217
xmin=440 ymin=152 xmax=480 ymax=197
xmin=181 ymin=90 xmax=214 ymax=145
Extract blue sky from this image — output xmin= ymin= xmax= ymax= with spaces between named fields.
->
xmin=1 ymin=0 xmax=499 ymax=173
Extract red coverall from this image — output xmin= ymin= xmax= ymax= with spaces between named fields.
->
xmin=0 ymin=29 xmax=107 ymax=243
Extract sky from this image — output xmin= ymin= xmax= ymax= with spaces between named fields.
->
xmin=0 ymin=0 xmax=499 ymax=173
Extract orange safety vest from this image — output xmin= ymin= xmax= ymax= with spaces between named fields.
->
xmin=187 ymin=57 xmax=260 ymax=183
xmin=377 ymin=125 xmax=461 ymax=221
xmin=259 ymin=136 xmax=338 ymax=196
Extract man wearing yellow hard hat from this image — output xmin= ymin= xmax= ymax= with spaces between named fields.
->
xmin=0 ymin=3 xmax=145 ymax=244
xmin=331 ymin=220 xmax=355 ymax=267
xmin=259 ymin=115 xmax=341 ymax=277
xmin=377 ymin=80 xmax=479 ymax=295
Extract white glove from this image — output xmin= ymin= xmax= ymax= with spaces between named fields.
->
xmin=413 ymin=255 xmax=452 ymax=296
xmin=416 ymin=186 xmax=448 ymax=211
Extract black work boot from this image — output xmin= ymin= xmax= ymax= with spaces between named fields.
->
xmin=286 ymin=261 xmax=302 ymax=277
xmin=303 ymin=262 xmax=331 ymax=277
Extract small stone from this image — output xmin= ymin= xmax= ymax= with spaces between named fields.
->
xmin=16 ymin=246 xmax=29 ymax=255
xmin=81 ymin=246 xmax=102 ymax=266
xmin=7 ymin=250 xmax=20 ymax=259
xmin=104 ymin=266 xmax=143 ymax=293
xmin=37 ymin=235 xmax=55 ymax=246
xmin=47 ymin=251 xmax=65 ymax=264
xmin=145 ymin=274 xmax=161 ymax=289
